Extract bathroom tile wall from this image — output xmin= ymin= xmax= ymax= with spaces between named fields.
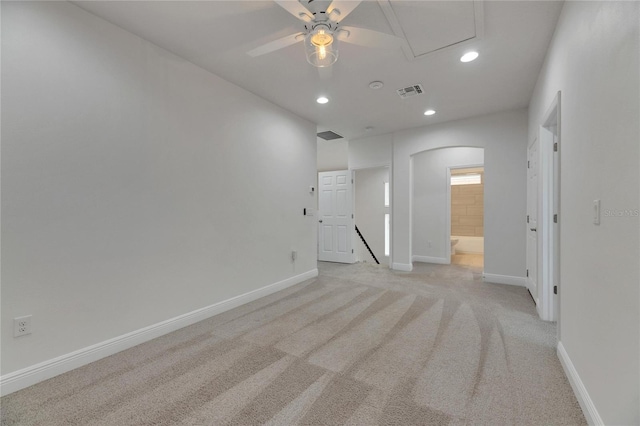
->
xmin=451 ymin=180 xmax=484 ymax=236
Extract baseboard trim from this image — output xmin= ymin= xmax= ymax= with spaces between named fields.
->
xmin=557 ymin=342 xmax=603 ymax=425
xmin=391 ymin=262 xmax=413 ymax=272
xmin=412 ymin=255 xmax=449 ymax=265
xmin=0 ymin=269 xmax=318 ymax=396
xmin=482 ymin=273 xmax=526 ymax=287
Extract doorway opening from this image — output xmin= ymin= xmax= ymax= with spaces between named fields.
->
xmin=354 ymin=166 xmax=390 ymax=266
xmin=412 ymin=147 xmax=484 ymax=266
xmin=450 ymin=167 xmax=484 ymax=268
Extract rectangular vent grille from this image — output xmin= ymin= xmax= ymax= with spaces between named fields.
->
xmin=396 ymin=84 xmax=424 ymax=99
xmin=317 ymin=131 xmax=343 ymax=140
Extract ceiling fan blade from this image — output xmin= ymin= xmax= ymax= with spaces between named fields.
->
xmin=247 ymin=32 xmax=305 ymax=57
xmin=318 ymin=66 xmax=333 ymax=80
xmin=274 ymin=0 xmax=313 ymax=22
xmin=327 ymin=0 xmax=362 ymax=23
xmin=337 ymin=26 xmax=402 ymax=49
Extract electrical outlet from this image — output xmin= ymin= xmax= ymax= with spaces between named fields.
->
xmin=14 ymin=315 xmax=32 ymax=337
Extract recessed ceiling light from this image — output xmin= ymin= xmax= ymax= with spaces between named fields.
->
xmin=369 ymin=81 xmax=384 ymax=90
xmin=424 ymin=109 xmax=436 ymax=116
xmin=460 ymin=51 xmax=479 ymax=63
xmin=316 ymin=96 xmax=329 ymax=104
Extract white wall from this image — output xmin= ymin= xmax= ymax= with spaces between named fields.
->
xmin=528 ymin=1 xmax=639 ymax=424
xmin=348 ymin=134 xmax=392 ymax=170
xmin=1 ymin=1 xmax=317 ymax=378
xmin=317 ymin=137 xmax=348 ymax=172
xmin=391 ymin=109 xmax=528 ymax=278
xmin=354 ymin=167 xmax=389 ymax=265
xmin=412 ymin=147 xmax=484 ymax=262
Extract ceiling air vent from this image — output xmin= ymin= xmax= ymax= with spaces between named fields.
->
xmin=396 ymin=84 xmax=424 ymax=99
xmin=317 ymin=131 xmax=343 ymax=140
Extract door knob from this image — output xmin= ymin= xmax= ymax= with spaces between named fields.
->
xmin=530 ymin=228 xmax=537 ymax=232
xmin=319 ymin=220 xmax=323 ymax=223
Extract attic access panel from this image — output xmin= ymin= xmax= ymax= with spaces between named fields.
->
xmin=380 ymin=0 xmax=484 ymax=60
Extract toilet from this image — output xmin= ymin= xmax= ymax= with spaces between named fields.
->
xmin=450 ymin=238 xmax=459 ymax=255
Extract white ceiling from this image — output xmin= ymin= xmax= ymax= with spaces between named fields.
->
xmin=74 ymin=0 xmax=564 ymax=140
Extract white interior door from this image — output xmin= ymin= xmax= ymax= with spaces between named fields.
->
xmin=552 ymin=130 xmax=560 ymax=322
xmin=318 ymin=170 xmax=355 ymax=263
xmin=527 ymin=139 xmax=539 ymax=302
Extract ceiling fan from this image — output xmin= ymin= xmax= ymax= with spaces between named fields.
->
xmin=247 ymin=0 xmax=402 ymax=68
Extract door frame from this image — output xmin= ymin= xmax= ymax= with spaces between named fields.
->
xmin=536 ymin=91 xmax=561 ymax=325
xmin=527 ymin=138 xmax=540 ymax=303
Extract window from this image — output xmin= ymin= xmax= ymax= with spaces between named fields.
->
xmin=451 ymin=173 xmax=482 ymax=185
xmin=384 ymin=181 xmax=390 ymax=257
xmin=384 ymin=182 xmax=389 ymax=207
xmin=385 ymin=214 xmax=390 ymax=257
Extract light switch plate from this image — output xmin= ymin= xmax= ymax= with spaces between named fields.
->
xmin=593 ymin=199 xmax=600 ymax=225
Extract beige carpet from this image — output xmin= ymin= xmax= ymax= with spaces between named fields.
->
xmin=1 ymin=261 xmax=586 ymax=425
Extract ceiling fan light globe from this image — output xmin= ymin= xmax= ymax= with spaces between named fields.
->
xmin=305 ymin=31 xmax=339 ymax=67
xmin=306 ymin=49 xmax=339 ymax=67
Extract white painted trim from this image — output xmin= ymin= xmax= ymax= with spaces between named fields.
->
xmin=0 ymin=269 xmax=318 ymax=397
xmin=391 ymin=262 xmax=413 ymax=272
xmin=412 ymin=255 xmax=449 ymax=265
xmin=539 ymin=125 xmax=555 ymax=321
xmin=557 ymin=342 xmax=603 ymax=425
xmin=482 ymin=273 xmax=526 ymax=287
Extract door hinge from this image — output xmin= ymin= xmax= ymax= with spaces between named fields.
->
xmin=352 ymin=249 xmax=354 ymax=253
xmin=527 ymin=160 xmax=530 ymax=168
xmin=351 ymin=214 xmax=354 ymax=219
xmin=554 ymin=214 xmax=558 ymax=223
xmin=554 ymin=285 xmax=558 ymax=295
xmin=526 ymin=269 xmax=529 ymax=277
xmin=351 ymin=179 xmax=354 ymax=184
xmin=527 ymin=215 xmax=529 ymax=223
xmin=554 ymin=142 xmax=558 ymax=152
